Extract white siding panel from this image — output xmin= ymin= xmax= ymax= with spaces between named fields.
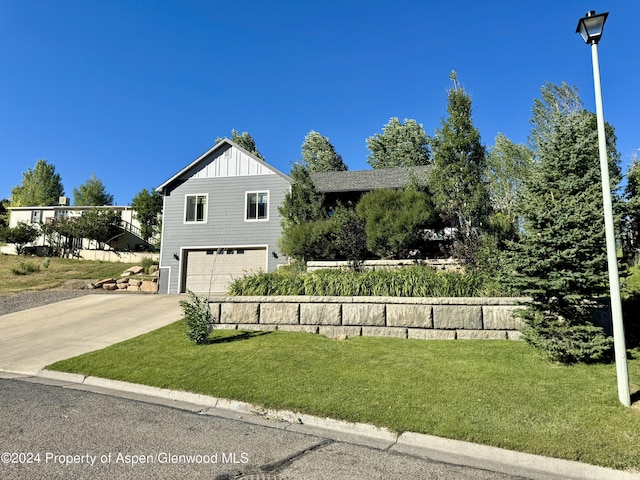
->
xmin=188 ymin=146 xmax=275 ymax=180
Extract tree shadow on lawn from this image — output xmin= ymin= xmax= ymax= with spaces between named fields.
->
xmin=206 ymin=330 xmax=271 ymax=345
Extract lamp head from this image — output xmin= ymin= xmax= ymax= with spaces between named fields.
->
xmin=576 ymin=11 xmax=608 ymax=45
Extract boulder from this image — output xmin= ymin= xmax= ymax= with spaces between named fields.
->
xmin=128 ymin=279 xmax=142 ymax=287
xmin=127 ymin=285 xmax=140 ymax=292
xmin=116 ymin=278 xmax=129 ymax=284
xmin=148 ymin=265 xmax=159 ymax=275
xmin=140 ymin=281 xmax=158 ymax=293
xmin=95 ymin=278 xmax=116 ymax=287
xmin=124 ymin=266 xmax=144 ymax=275
xmin=102 ymin=283 xmax=118 ymax=291
xmin=116 ymin=283 xmax=128 ymax=290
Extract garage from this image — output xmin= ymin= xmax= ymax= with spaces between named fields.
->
xmin=183 ymin=247 xmax=266 ymax=294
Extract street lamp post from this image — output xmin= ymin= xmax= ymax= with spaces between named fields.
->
xmin=576 ymin=10 xmax=631 ymax=407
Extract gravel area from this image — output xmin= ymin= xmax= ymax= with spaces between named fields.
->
xmin=0 ymin=290 xmax=97 ymax=316
xmin=0 ymin=279 xmax=126 ymax=316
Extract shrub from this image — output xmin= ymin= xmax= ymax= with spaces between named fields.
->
xmin=279 ymin=218 xmax=341 ymax=261
xmin=42 ymin=257 xmax=51 ymax=269
xmin=141 ymin=256 xmax=157 ymax=274
xmin=179 ymin=291 xmax=215 ymax=344
xmin=356 ymin=189 xmax=437 ymax=259
xmin=12 ymin=261 xmax=40 ymax=275
xmin=229 ymin=265 xmax=508 ymax=297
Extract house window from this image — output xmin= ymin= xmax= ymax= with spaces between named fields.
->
xmin=185 ymin=194 xmax=207 ymax=223
xmin=245 ymin=191 xmax=268 ymax=221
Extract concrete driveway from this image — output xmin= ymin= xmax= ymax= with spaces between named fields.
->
xmin=0 ymin=294 xmax=183 ymax=375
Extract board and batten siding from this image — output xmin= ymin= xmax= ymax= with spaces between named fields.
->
xmin=158 ymin=142 xmax=292 ymax=294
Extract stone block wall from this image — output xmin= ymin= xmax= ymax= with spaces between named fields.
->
xmin=208 ymin=296 xmax=528 ymax=341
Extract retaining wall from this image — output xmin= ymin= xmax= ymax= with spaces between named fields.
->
xmin=208 ymin=296 xmax=528 ymax=340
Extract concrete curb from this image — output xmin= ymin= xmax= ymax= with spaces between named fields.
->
xmin=33 ymin=369 xmax=640 ymax=480
xmin=395 ymin=432 xmax=640 ymax=480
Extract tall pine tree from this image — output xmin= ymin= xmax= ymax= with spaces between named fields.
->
xmin=429 ymin=71 xmax=490 ymax=265
xmin=507 ymin=85 xmax=621 ymax=363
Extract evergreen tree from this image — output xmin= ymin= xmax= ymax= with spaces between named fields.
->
xmin=301 ymin=130 xmax=347 ymax=173
xmin=623 ymin=154 xmax=640 ymax=261
xmin=217 ymin=129 xmax=265 ymax=160
xmin=366 ymin=117 xmax=430 ymax=168
xmin=278 ymin=163 xmax=328 ymax=261
xmin=11 ymin=159 xmax=64 ymax=206
xmin=279 ymin=163 xmax=325 ymax=227
xmin=428 ymin=71 xmax=490 ymax=265
xmin=507 ymin=94 xmax=621 ymax=363
xmin=73 ymin=173 xmax=114 ymax=206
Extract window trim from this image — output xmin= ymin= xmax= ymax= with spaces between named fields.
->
xmin=244 ymin=190 xmax=269 ymax=222
xmin=184 ymin=193 xmax=208 ymax=224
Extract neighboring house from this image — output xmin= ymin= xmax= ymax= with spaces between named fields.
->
xmin=310 ymin=166 xmax=431 ymax=205
xmin=5 ymin=199 xmax=152 ymax=255
xmin=156 ymin=139 xmax=292 ymax=295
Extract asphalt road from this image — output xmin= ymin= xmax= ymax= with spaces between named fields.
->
xmin=0 ymin=377 xmax=529 ymax=480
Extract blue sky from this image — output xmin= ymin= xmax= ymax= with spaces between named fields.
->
xmin=1 ymin=1 xmax=638 ymax=206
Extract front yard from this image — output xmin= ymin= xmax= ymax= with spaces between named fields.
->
xmin=48 ymin=321 xmax=640 ymax=472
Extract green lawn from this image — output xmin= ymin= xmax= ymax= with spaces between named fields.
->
xmin=48 ymin=322 xmax=640 ymax=471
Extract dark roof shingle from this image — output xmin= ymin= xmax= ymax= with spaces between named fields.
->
xmin=310 ymin=166 xmax=431 ymax=193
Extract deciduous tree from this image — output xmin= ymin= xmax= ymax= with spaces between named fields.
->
xmin=73 ymin=173 xmax=114 ymax=206
xmin=11 ymin=159 xmax=64 ymax=206
xmin=0 ymin=199 xmax=9 ymax=229
xmin=366 ymin=117 xmax=430 ymax=169
xmin=131 ymin=188 xmax=163 ymax=242
xmin=301 ymin=130 xmax=347 ymax=173
xmin=2 ymin=222 xmax=39 ymax=255
xmin=76 ymin=209 xmax=122 ymax=249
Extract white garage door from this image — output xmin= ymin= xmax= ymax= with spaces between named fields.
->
xmin=184 ymin=247 xmax=266 ymax=294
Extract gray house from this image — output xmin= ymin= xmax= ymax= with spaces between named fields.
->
xmin=156 ymin=139 xmax=292 ymax=295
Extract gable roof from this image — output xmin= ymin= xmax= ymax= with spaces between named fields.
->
xmin=310 ymin=165 xmax=431 ymax=193
xmin=156 ymin=138 xmax=291 ymax=193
